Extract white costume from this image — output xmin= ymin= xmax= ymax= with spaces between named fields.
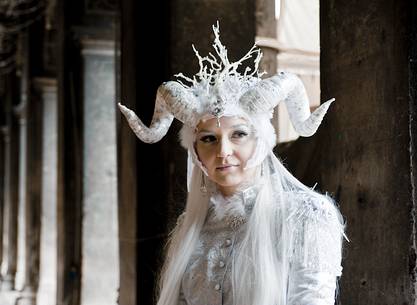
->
xmin=119 ymin=22 xmax=346 ymax=305
xmin=179 ymin=180 xmax=343 ymax=305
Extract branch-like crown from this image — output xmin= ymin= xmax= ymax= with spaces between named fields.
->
xmin=175 ymin=21 xmax=265 ymax=119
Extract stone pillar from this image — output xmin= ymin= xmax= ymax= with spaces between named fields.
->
xmin=14 ymin=95 xmax=39 ymax=305
xmin=14 ymin=100 xmax=28 ymax=296
xmin=118 ymin=3 xmax=139 ymax=305
xmin=80 ymin=39 xmax=119 ymax=305
xmin=0 ymin=93 xmax=5 ymax=277
xmin=12 ymin=30 xmax=37 ymax=305
xmin=1 ymin=78 xmax=19 ymax=293
xmin=0 ymin=122 xmax=19 ymax=305
xmin=34 ymin=78 xmax=58 ymax=305
xmin=255 ymin=0 xmax=277 ymax=74
xmin=0 ymin=125 xmax=13 ymax=290
xmin=15 ymin=31 xmax=42 ymax=305
xmin=254 ymin=0 xmax=279 ymax=142
xmin=0 ymin=126 xmax=4 ymax=269
xmin=56 ymin=1 xmax=83 ymax=304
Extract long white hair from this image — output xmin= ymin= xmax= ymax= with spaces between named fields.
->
xmin=156 ymin=149 xmax=342 ymax=305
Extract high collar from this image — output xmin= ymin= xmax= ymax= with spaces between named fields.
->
xmin=209 ymin=183 xmax=259 ymax=208
xmin=207 ymin=183 xmax=260 ymax=230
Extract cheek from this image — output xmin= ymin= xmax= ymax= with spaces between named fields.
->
xmin=239 ymin=139 xmax=257 ymax=163
xmin=195 ymin=144 xmax=213 ymax=166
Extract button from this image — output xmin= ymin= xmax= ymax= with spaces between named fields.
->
xmin=225 ymin=239 xmax=232 ymax=246
xmin=219 ymin=261 xmax=225 ymax=268
xmin=214 ymin=284 xmax=220 ymax=290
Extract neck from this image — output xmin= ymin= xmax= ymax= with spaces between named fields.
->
xmin=217 ymin=185 xmax=238 ymax=197
xmin=217 ymin=177 xmax=258 ymax=198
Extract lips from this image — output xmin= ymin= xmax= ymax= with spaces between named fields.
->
xmin=216 ymin=164 xmax=238 ymax=171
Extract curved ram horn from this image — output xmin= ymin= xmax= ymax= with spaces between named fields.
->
xmin=118 ymin=81 xmax=199 ymax=143
xmin=239 ymin=72 xmax=334 ymax=137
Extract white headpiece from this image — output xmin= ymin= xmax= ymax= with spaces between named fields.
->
xmin=118 ymin=23 xmax=334 ymax=186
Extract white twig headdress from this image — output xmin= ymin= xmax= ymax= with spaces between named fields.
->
xmin=118 ymin=22 xmax=334 ymax=184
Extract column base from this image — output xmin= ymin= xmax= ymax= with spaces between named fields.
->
xmin=15 ymin=297 xmax=35 ymax=305
xmin=16 ymin=287 xmax=35 ymax=305
xmin=1 ymin=275 xmax=15 ymax=291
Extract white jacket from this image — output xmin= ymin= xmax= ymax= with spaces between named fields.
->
xmin=178 ymin=185 xmax=344 ymax=305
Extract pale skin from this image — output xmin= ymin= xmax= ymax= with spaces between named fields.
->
xmin=195 ymin=116 xmax=257 ymax=197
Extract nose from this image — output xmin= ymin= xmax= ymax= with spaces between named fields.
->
xmin=216 ymin=138 xmax=233 ymax=158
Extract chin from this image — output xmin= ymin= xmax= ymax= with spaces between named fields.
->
xmin=215 ymin=177 xmax=243 ymax=189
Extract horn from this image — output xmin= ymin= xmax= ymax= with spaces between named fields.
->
xmin=239 ymin=72 xmax=334 ymax=137
xmin=118 ymin=81 xmax=198 ymax=143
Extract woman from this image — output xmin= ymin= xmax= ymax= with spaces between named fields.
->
xmin=119 ymin=23 xmax=345 ymax=305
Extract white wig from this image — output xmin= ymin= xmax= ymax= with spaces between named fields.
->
xmin=156 ymin=150 xmax=345 ymax=305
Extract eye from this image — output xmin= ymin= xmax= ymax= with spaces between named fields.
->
xmin=232 ymin=130 xmax=249 ymax=139
xmin=200 ymin=135 xmax=217 ymax=143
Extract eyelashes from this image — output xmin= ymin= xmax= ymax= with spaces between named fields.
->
xmin=200 ymin=135 xmax=217 ymax=143
xmin=198 ymin=130 xmax=250 ymax=143
xmin=232 ymin=131 xmax=248 ymax=138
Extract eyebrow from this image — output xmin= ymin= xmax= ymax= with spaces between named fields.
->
xmin=197 ymin=124 xmax=250 ymax=133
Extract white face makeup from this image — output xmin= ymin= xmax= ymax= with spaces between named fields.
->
xmin=195 ymin=116 xmax=257 ymax=197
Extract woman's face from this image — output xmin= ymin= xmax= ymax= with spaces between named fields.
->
xmin=195 ymin=116 xmax=257 ymax=197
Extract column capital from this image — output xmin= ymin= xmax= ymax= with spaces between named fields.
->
xmin=0 ymin=125 xmax=10 ymax=142
xmin=13 ymin=102 xmax=27 ymax=124
xmin=80 ymin=39 xmax=115 ymax=56
xmin=33 ymin=78 xmax=57 ymax=94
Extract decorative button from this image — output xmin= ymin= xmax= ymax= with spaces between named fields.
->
xmin=214 ymin=284 xmax=221 ymax=290
xmin=219 ymin=261 xmax=225 ymax=268
xmin=225 ymin=239 xmax=232 ymax=246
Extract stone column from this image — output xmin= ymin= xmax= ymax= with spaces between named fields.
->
xmin=255 ymin=0 xmax=277 ymax=74
xmin=0 ymin=121 xmax=19 ymax=305
xmin=118 ymin=3 xmax=139 ymax=305
xmin=0 ymin=125 xmax=13 ymax=291
xmin=13 ymin=31 xmax=29 ymax=295
xmin=14 ymin=100 xmax=28 ymax=296
xmin=0 ymin=126 xmax=4 ymax=269
xmin=0 ymin=94 xmax=5 ymax=277
xmin=14 ymin=31 xmax=40 ymax=305
xmin=14 ymin=97 xmax=40 ymax=305
xmin=1 ymin=82 xmax=19 ymax=293
xmin=80 ymin=39 xmax=119 ymax=305
xmin=254 ymin=0 xmax=279 ymax=142
xmin=34 ymin=78 xmax=58 ymax=305
xmin=55 ymin=2 xmax=83 ymax=304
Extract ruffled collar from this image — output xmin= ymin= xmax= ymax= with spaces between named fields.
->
xmin=207 ymin=183 xmax=259 ymax=230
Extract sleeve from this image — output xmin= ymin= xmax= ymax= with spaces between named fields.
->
xmin=287 ymin=196 xmax=344 ymax=305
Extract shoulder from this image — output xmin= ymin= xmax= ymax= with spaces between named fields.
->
xmin=286 ymin=191 xmax=345 ymax=275
xmin=286 ymin=190 xmax=344 ymax=232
